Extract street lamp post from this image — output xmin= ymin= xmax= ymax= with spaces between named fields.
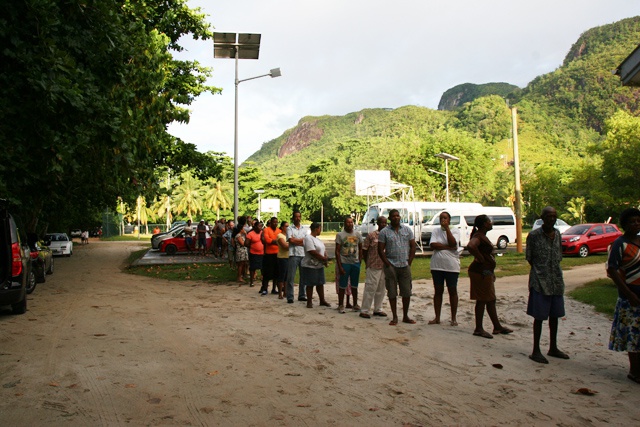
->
xmin=254 ymin=189 xmax=265 ymax=222
xmin=213 ymin=32 xmax=281 ymax=222
xmin=429 ymin=153 xmax=459 ymax=203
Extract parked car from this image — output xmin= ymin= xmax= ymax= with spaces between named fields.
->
xmin=27 ymin=235 xmax=53 ymax=291
xmin=532 ymin=218 xmax=571 ymax=234
xmin=561 ymin=223 xmax=622 ymax=257
xmin=0 ymin=206 xmax=30 ymax=314
xmin=44 ymin=232 xmax=73 ymax=256
xmin=70 ymin=229 xmax=82 ymax=238
xmin=158 ymin=229 xmax=211 ymax=255
xmin=151 ymin=221 xmax=186 ymax=249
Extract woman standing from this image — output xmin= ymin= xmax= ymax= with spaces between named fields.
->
xmin=428 ymin=211 xmax=461 ymax=326
xmin=276 ymin=221 xmax=290 ymax=300
xmin=466 ymin=214 xmax=512 ymax=339
xmin=607 ymin=208 xmax=640 ymax=384
xmin=300 ymin=222 xmax=332 ymax=308
xmin=233 ymin=217 xmax=249 ymax=285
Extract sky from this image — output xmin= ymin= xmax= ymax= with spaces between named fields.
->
xmin=167 ymin=1 xmax=640 ymax=163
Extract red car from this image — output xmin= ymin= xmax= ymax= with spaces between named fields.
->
xmin=158 ymin=230 xmax=212 ymax=255
xmin=561 ymin=223 xmax=622 ymax=257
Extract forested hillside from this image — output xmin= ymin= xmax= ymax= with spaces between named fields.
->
xmin=241 ymin=17 xmax=640 ymax=224
xmin=437 ymin=82 xmax=521 ymax=111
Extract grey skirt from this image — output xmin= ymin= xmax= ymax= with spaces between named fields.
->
xmin=300 ymin=266 xmax=325 ymax=287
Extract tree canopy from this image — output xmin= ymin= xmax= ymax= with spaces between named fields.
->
xmin=0 ymin=0 xmax=221 ymax=232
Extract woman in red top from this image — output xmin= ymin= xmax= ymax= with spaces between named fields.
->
xmin=246 ymin=220 xmax=264 ymax=287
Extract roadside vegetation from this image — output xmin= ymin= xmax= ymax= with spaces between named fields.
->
xmin=568 ymin=279 xmax=618 ymax=317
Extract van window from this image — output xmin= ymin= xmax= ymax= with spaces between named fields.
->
xmin=491 ymin=215 xmax=515 ymax=226
xmin=364 ymin=207 xmax=378 ymax=224
xmin=464 ymin=216 xmax=477 ymax=226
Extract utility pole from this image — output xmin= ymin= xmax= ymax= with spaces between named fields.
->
xmin=512 ymin=107 xmax=523 ymax=253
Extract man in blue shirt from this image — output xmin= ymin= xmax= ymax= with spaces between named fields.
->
xmin=378 ymin=209 xmax=416 ymax=326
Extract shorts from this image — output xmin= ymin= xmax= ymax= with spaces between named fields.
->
xmin=338 ymin=262 xmax=361 ymax=289
xmin=431 ymin=270 xmax=459 ymax=289
xmin=198 ymin=236 xmax=206 ymax=248
xmin=384 ymin=265 xmax=412 ymax=299
xmin=249 ymin=253 xmax=263 ymax=271
xmin=527 ymin=288 xmax=565 ymax=320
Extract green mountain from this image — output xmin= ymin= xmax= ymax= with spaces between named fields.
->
xmin=437 ymin=82 xmax=521 ymax=111
xmin=242 ymin=16 xmax=640 ymax=223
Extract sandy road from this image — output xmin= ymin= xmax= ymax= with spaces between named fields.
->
xmin=0 ymin=241 xmax=638 ymax=426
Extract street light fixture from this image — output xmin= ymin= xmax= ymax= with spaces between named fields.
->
xmin=213 ymin=32 xmax=282 ymax=222
xmin=254 ymin=189 xmax=265 ymax=222
xmin=432 ymin=152 xmax=459 ymax=203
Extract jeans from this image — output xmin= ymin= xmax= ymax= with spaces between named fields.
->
xmin=287 ymin=256 xmax=304 ymax=300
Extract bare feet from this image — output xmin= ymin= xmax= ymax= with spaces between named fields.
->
xmin=389 ymin=318 xmax=398 ymax=326
xmin=450 ymin=320 xmax=458 ymax=326
xmin=428 ymin=319 xmax=440 ymax=325
xmin=492 ymin=327 xmax=513 ymax=335
xmin=402 ymin=318 xmax=416 ymax=324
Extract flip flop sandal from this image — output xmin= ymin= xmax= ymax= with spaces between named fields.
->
xmin=473 ymin=331 xmax=493 ymax=339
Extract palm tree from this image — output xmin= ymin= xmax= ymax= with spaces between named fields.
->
xmin=173 ymin=171 xmax=203 ymax=221
xmin=133 ymin=196 xmax=156 ymax=234
xmin=153 ymin=195 xmax=173 ymax=229
xmin=204 ymin=179 xmax=232 ymax=219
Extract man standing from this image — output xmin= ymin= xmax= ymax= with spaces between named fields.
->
xmin=526 ymin=206 xmax=570 ymax=364
xmin=335 ymin=216 xmax=363 ymax=313
xmin=287 ymin=211 xmax=307 ymax=303
xmin=261 ymin=217 xmax=281 ymax=295
xmin=196 ymin=219 xmax=207 ymax=256
xmin=378 ymin=209 xmax=416 ymax=326
xmin=360 ymin=216 xmax=388 ymax=319
xmin=183 ymin=220 xmax=194 ymax=254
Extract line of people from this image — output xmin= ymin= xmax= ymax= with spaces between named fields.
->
xmin=220 ymin=206 xmax=640 ymax=383
xmin=181 ymin=218 xmax=233 ymax=257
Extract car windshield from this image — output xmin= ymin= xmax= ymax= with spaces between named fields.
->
xmin=564 ymin=225 xmax=590 ymax=235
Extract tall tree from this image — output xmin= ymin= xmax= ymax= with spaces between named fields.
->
xmin=0 ymin=0 xmax=220 ymax=232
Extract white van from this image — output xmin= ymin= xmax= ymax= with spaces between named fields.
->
xmin=358 ymin=201 xmax=483 ymax=238
xmin=422 ymin=206 xmax=516 ymax=249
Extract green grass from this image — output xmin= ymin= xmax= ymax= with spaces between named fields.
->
xmin=568 ymin=278 xmax=618 ymax=317
xmin=124 ymin=249 xmax=609 ymax=284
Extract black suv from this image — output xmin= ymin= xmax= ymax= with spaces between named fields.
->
xmin=0 ymin=207 xmax=29 ymax=314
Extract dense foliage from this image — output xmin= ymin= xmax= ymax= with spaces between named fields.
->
xmin=0 ymin=0 xmax=222 ymax=233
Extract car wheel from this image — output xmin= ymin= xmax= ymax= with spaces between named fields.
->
xmin=497 ymin=236 xmax=508 ymax=250
xmin=26 ymin=270 xmax=37 ymax=294
xmin=11 ymin=295 xmax=27 ymax=314
xmin=46 ymin=258 xmax=54 ymax=275
xmin=578 ymin=245 xmax=589 ymax=258
xmin=165 ymin=244 xmax=178 ymax=256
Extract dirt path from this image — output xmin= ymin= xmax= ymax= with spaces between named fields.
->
xmin=0 ymin=241 xmax=637 ymax=426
